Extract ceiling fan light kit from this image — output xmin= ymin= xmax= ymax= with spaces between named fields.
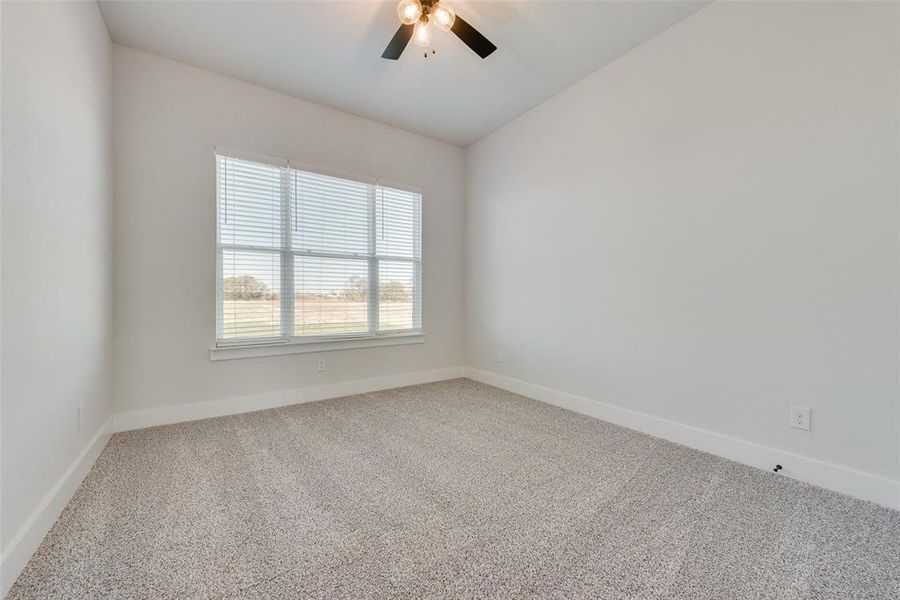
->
xmin=383 ymin=0 xmax=496 ymax=60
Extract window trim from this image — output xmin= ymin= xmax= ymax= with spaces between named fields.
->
xmin=209 ymin=331 xmax=425 ymax=361
xmin=214 ymin=147 xmax=423 ymax=355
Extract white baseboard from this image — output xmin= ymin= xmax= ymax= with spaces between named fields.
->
xmin=1 ymin=367 xmax=463 ymax=595
xmin=0 ymin=418 xmax=114 ymax=596
xmin=464 ymin=368 xmax=900 ymax=511
xmin=4 ymin=365 xmax=892 ymax=600
xmin=114 ymin=366 xmax=465 ymax=432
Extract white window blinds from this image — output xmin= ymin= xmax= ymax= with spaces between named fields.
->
xmin=216 ymin=151 xmax=422 ymax=345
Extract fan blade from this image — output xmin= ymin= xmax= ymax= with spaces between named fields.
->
xmin=382 ymin=24 xmax=414 ymax=60
xmin=451 ymin=16 xmax=496 ymax=59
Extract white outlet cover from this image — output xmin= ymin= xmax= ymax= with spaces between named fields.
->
xmin=317 ymin=358 xmax=327 ymax=372
xmin=790 ymin=406 xmax=811 ymax=431
xmin=496 ymin=351 xmax=503 ymax=363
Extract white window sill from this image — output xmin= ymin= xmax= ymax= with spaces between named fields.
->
xmin=209 ymin=332 xmax=425 ymax=361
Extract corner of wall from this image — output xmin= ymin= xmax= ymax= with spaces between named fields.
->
xmin=0 ymin=419 xmax=114 ymax=596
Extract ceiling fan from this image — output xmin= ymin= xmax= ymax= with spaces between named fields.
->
xmin=382 ymin=0 xmax=497 ymax=60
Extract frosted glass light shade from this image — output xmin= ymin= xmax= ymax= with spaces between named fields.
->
xmin=413 ymin=18 xmax=432 ymax=47
xmin=398 ymin=0 xmax=422 ymax=25
xmin=432 ymin=3 xmax=455 ymax=32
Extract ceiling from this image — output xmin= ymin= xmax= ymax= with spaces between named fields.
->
xmin=98 ymin=1 xmax=708 ymax=147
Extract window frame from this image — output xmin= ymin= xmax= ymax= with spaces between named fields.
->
xmin=212 ymin=148 xmax=423 ymax=359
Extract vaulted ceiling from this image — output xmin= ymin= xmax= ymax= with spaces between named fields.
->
xmin=99 ymin=1 xmax=708 ymax=146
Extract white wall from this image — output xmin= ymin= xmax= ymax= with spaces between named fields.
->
xmin=466 ymin=2 xmax=900 ymax=489
xmin=112 ymin=46 xmax=465 ymax=417
xmin=1 ymin=0 xmax=113 ymax=584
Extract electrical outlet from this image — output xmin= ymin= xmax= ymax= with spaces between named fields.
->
xmin=76 ymin=406 xmax=84 ymax=431
xmin=316 ymin=358 xmax=327 ymax=372
xmin=496 ymin=351 xmax=503 ymax=363
xmin=790 ymin=406 xmax=811 ymax=430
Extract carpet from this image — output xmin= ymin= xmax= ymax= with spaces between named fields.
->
xmin=7 ymin=378 xmax=900 ymax=598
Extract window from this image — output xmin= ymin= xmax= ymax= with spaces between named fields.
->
xmin=215 ymin=150 xmax=421 ymax=350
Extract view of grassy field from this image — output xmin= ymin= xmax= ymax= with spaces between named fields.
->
xmin=222 ymin=298 xmax=413 ymax=338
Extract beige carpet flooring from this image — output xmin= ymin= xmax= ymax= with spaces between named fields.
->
xmin=7 ymin=378 xmax=900 ymax=599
